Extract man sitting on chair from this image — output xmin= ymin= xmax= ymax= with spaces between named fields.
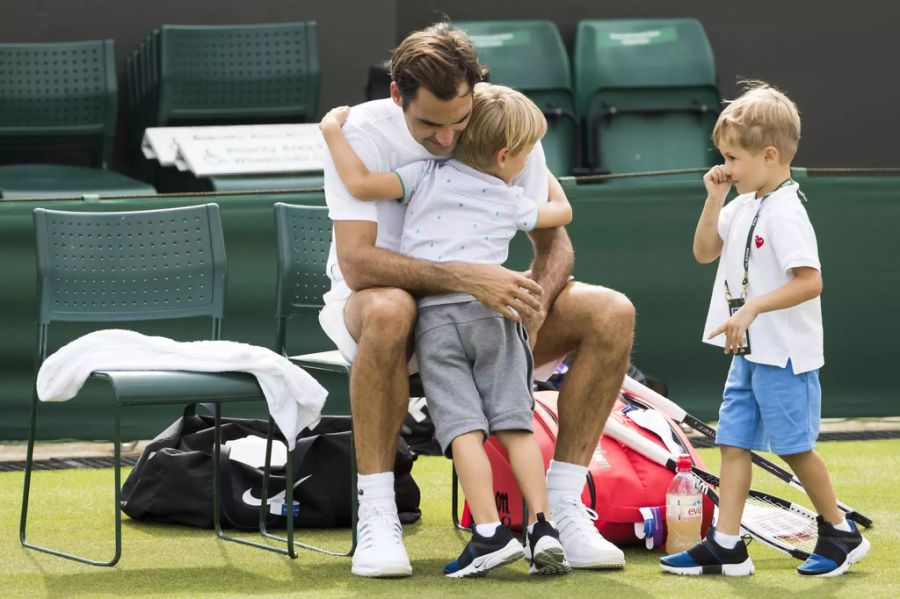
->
xmin=318 ymin=22 xmax=635 ymax=578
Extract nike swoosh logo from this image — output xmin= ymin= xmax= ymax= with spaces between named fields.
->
xmin=241 ymin=474 xmax=313 ymax=508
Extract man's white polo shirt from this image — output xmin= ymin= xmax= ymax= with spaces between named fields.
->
xmin=321 ymin=98 xmax=549 ymax=305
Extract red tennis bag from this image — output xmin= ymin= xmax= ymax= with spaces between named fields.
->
xmin=461 ymin=390 xmax=714 ymax=548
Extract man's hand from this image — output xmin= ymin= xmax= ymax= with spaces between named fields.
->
xmin=709 ymin=301 xmax=759 ymax=354
xmin=319 ymin=105 xmax=350 ymax=133
xmin=703 ymin=164 xmax=732 ymax=204
xmin=450 ymin=263 xmax=543 ymax=322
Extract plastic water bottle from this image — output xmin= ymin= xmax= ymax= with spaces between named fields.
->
xmin=665 ymin=454 xmax=702 ymax=553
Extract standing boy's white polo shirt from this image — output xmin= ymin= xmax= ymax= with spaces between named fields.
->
xmin=319 ymin=98 xmax=549 ymax=362
xmin=702 ymin=182 xmax=823 ymax=374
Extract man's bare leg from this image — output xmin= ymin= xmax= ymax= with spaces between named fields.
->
xmin=532 ymin=281 xmax=635 ymax=569
xmin=344 ymin=287 xmax=416 ymax=474
xmin=533 ymin=281 xmax=634 ymax=465
xmin=344 ymin=287 xmax=416 ymax=578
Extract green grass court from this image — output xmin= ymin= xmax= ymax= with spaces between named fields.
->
xmin=2 ymin=440 xmax=898 ymax=598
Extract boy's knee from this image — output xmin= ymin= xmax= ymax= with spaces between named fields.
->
xmin=778 ymin=449 xmax=814 ymax=463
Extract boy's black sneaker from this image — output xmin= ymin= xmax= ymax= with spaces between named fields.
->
xmin=659 ymin=526 xmax=755 ymax=576
xmin=444 ymin=524 xmax=525 ymax=578
xmin=797 ymin=516 xmax=870 ymax=577
xmin=527 ymin=512 xmax=571 ymax=575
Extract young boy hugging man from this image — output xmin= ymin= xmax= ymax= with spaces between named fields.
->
xmin=660 ymin=82 xmax=870 ymax=577
xmin=320 ymin=82 xmax=574 ymax=578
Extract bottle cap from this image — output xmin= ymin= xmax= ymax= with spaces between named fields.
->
xmin=676 ymin=454 xmax=693 ymax=472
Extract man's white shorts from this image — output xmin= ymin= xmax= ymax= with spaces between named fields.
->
xmin=318 ymin=299 xmax=561 ymax=381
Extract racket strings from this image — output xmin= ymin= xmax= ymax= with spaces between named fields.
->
xmin=742 ymin=496 xmax=818 ymax=554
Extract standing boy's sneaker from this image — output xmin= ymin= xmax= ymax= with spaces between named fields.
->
xmin=351 ymin=502 xmax=412 ymax=578
xmin=797 ymin=516 xmax=870 ymax=577
xmin=660 ymin=527 xmax=755 ymax=576
xmin=527 ymin=512 xmax=571 ymax=575
xmin=551 ymin=495 xmax=625 ymax=568
xmin=444 ymin=524 xmax=525 ymax=578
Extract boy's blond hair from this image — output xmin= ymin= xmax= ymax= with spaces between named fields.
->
xmin=712 ymin=81 xmax=801 ymax=163
xmin=454 ymin=82 xmax=547 ymax=170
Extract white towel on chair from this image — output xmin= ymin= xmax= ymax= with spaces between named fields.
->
xmin=36 ymin=329 xmax=327 ymax=450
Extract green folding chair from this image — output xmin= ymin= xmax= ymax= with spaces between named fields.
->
xmin=273 ymin=202 xmax=430 ymax=555
xmin=0 ymin=40 xmax=155 ymax=198
xmin=21 ymin=203 xmax=296 ymax=566
xmin=457 ymin=20 xmax=579 ymax=176
xmin=575 ymin=19 xmax=722 ymax=176
xmin=272 ymin=203 xmax=513 ymax=540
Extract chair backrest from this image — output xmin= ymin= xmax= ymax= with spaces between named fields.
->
xmin=574 ymin=18 xmax=717 ymax=115
xmin=157 ymin=22 xmax=320 ymax=125
xmin=457 ymin=20 xmax=571 ymax=93
xmin=33 ymin=204 xmax=227 ymax=326
xmin=273 ymin=203 xmax=331 ymax=319
xmin=456 ymin=21 xmax=577 ymax=176
xmin=575 ymin=19 xmax=720 ymax=173
xmin=0 ymin=40 xmax=117 ymax=167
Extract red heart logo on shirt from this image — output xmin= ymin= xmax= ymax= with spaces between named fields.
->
xmin=755 ymin=235 xmax=764 ymax=249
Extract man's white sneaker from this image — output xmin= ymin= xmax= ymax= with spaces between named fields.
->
xmin=351 ymin=503 xmax=412 ymax=578
xmin=551 ymin=495 xmax=625 ymax=569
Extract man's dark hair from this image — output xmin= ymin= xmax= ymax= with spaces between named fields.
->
xmin=391 ymin=22 xmax=487 ymax=108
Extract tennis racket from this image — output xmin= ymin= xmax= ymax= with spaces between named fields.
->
xmin=604 ymin=416 xmax=819 ymax=560
xmin=621 ymin=375 xmax=873 ymax=529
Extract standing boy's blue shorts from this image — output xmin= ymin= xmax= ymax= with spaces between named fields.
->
xmin=716 ymin=356 xmax=821 ymax=455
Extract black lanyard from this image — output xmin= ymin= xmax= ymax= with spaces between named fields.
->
xmin=724 ymin=178 xmax=796 ymax=301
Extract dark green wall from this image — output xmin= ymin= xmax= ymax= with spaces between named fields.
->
xmin=1 ymin=1 xmax=898 ymax=170
xmin=1 ymin=175 xmax=897 ymax=441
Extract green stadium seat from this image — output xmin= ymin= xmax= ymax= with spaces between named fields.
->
xmin=21 ymin=204 xmax=297 ymax=565
xmin=273 ymin=202 xmax=426 ymax=556
xmin=574 ymin=19 xmax=722 ymax=176
xmin=0 ymin=40 xmax=154 ymax=198
xmin=127 ymin=23 xmax=321 ymax=192
xmin=457 ymin=20 xmax=578 ymax=176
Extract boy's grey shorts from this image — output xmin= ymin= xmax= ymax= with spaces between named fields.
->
xmin=415 ymin=300 xmax=534 ymax=456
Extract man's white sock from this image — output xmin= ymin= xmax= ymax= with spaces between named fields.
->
xmin=357 ymin=472 xmax=396 ymax=512
xmin=546 ymin=459 xmax=589 ymax=509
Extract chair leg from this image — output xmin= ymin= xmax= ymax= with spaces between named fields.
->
xmin=287 ymin=427 xmax=355 ymax=557
xmin=258 ymin=417 xmax=297 ymax=558
xmin=19 ymin=393 xmax=121 ymax=566
xmin=213 ymin=403 xmax=298 ymax=557
xmin=451 ymin=464 xmax=468 ymax=531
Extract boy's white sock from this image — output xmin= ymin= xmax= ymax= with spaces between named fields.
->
xmin=832 ymin=519 xmax=852 ymax=532
xmin=546 ymin=459 xmax=589 ymax=508
xmin=475 ymin=521 xmax=501 ymax=537
xmin=357 ymin=472 xmax=396 ymax=512
xmin=713 ymin=530 xmax=741 ymax=549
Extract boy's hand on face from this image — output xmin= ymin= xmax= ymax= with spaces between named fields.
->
xmin=704 ymin=164 xmax=732 ymax=203
xmin=319 ymin=105 xmax=350 ymax=133
xmin=709 ymin=302 xmax=759 ymax=354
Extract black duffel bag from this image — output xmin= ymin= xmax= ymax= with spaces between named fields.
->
xmin=121 ymin=404 xmax=421 ymax=529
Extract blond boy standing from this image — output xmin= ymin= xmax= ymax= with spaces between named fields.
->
xmin=661 ymin=83 xmax=869 ymax=577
